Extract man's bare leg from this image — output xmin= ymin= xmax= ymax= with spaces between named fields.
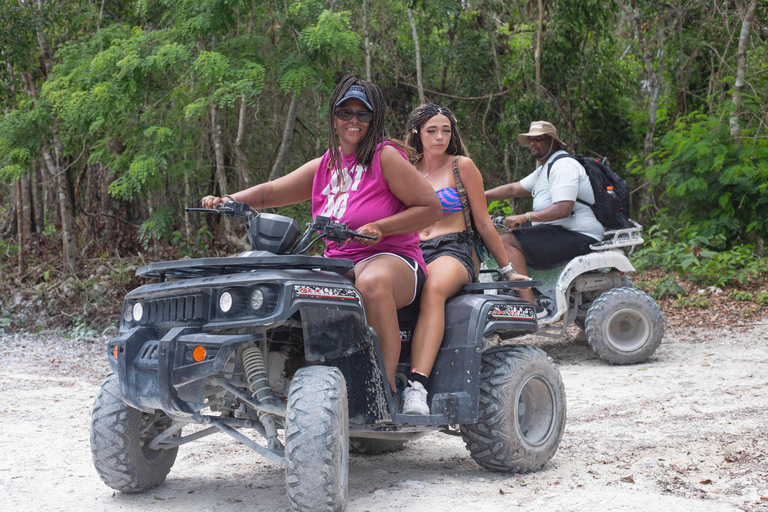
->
xmin=499 ymin=231 xmax=537 ymax=306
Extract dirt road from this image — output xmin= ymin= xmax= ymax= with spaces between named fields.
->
xmin=1 ymin=321 xmax=766 ymax=512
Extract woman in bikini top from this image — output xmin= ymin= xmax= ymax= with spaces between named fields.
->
xmin=397 ymin=103 xmax=529 ymax=415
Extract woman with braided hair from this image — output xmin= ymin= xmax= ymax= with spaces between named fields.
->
xmin=202 ymin=76 xmax=442 ymax=396
xmin=399 ymin=103 xmax=529 ymax=415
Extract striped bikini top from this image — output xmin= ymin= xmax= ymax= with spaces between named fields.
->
xmin=436 ymin=187 xmax=463 ymax=213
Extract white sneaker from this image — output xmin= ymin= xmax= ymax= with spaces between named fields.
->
xmin=402 ymin=381 xmax=429 ymax=415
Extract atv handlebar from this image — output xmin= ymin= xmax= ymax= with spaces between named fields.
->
xmin=293 ymin=215 xmax=376 ymax=254
xmin=492 ymin=216 xmax=509 ymax=230
xmin=185 ymin=200 xmax=252 ymax=219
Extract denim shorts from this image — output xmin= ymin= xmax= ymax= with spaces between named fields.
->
xmin=419 ymin=231 xmax=476 ymax=282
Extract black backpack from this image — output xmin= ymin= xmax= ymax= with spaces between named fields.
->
xmin=547 ymin=154 xmax=630 ymax=229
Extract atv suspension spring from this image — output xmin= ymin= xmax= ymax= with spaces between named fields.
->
xmin=242 ymin=345 xmax=273 ymax=405
xmin=242 ymin=344 xmax=281 ymax=450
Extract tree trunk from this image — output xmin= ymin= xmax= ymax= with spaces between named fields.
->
xmin=211 ymin=102 xmax=229 ymax=196
xmin=362 ymin=0 xmax=372 ymax=81
xmin=729 ymin=0 xmax=758 ymax=139
xmin=234 ymin=97 xmax=251 ymax=190
xmin=32 ymin=160 xmax=44 ymax=233
xmin=16 ymin=179 xmax=26 ymax=274
xmin=0 ymin=185 xmax=17 ymax=239
xmin=269 ymin=95 xmax=301 ymax=182
xmin=41 ymin=137 xmax=77 ymax=272
xmin=184 ymin=157 xmax=192 ymax=242
xmin=407 ymin=8 xmax=426 ymax=104
xmin=635 ymin=10 xmax=664 ymax=223
xmin=535 ymin=0 xmax=544 ymax=97
xmin=20 ymin=172 xmax=32 ymax=244
xmin=35 ymin=0 xmax=53 ymax=77
xmin=35 ymin=0 xmax=76 ymax=271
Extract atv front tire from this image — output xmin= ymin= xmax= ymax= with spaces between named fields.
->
xmin=461 ymin=345 xmax=566 ymax=473
xmin=285 ymin=366 xmax=349 ymax=512
xmin=90 ymin=373 xmax=178 ymax=492
xmin=584 ymin=287 xmax=664 ymax=365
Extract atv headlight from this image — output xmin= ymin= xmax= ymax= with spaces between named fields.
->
xmin=132 ymin=302 xmax=144 ymax=322
xmin=219 ymin=291 xmax=233 ymax=313
xmin=250 ymin=288 xmax=264 ymax=310
xmin=124 ymin=303 xmax=133 ymax=322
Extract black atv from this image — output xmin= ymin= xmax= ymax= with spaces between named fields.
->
xmin=90 ymin=201 xmax=567 ymax=512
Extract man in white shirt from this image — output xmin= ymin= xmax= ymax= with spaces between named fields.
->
xmin=486 ymin=121 xmax=604 ymax=317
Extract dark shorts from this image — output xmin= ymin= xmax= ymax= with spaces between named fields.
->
xmin=357 ymin=253 xmax=426 ymax=306
xmin=512 ymin=224 xmax=598 ymax=268
xmin=419 ymin=231 xmax=476 ymax=282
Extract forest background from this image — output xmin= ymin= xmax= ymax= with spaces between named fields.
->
xmin=0 ymin=0 xmax=766 ymax=335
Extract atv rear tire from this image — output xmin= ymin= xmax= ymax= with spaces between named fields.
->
xmin=90 ymin=373 xmax=178 ymax=492
xmin=285 ymin=366 xmax=349 ymax=512
xmin=584 ymin=287 xmax=664 ymax=364
xmin=460 ymin=345 xmax=566 ymax=473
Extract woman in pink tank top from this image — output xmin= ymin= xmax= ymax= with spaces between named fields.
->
xmin=202 ymin=75 xmax=441 ymax=395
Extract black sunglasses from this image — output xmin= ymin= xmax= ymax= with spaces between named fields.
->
xmin=335 ymin=109 xmax=374 ymax=122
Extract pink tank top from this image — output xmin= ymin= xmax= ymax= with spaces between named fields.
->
xmin=312 ymin=142 xmax=427 ymax=274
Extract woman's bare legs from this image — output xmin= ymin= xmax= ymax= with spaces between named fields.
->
xmin=354 ymin=255 xmax=417 ymax=391
xmin=409 ymin=256 xmax=471 ymax=377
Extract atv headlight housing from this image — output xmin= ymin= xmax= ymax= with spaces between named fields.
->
xmin=123 ymin=302 xmax=133 ymax=323
xmin=132 ymin=302 xmax=144 ymax=322
xmin=250 ymin=288 xmax=264 ymax=311
xmin=219 ymin=291 xmax=234 ymax=313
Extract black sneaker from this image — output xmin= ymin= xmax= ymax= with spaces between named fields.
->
xmin=534 ymin=304 xmax=548 ymax=319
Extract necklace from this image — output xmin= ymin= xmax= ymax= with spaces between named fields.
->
xmin=421 ymin=154 xmax=449 ymax=179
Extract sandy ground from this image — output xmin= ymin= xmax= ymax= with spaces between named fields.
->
xmin=1 ymin=321 xmax=767 ymax=512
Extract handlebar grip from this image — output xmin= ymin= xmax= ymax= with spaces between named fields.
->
xmin=349 ymin=231 xmax=377 ymax=240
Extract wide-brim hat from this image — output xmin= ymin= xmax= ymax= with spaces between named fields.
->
xmin=517 ymin=121 xmax=566 ymax=147
xmin=335 ymin=85 xmax=373 ymax=111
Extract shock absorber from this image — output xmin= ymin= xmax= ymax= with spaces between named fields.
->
xmin=242 ymin=344 xmax=273 ymax=405
xmin=242 ymin=344 xmax=280 ymax=449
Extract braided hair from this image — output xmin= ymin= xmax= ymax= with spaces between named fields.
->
xmin=327 ymin=75 xmax=390 ymax=173
xmin=405 ymin=104 xmax=468 ymax=163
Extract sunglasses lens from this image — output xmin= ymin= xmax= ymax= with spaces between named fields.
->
xmin=336 ymin=110 xmax=373 ymax=122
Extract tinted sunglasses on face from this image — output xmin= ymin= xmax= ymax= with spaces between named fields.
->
xmin=335 ymin=109 xmax=374 ymax=123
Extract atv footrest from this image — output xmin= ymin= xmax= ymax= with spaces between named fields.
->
xmin=390 ymin=413 xmax=448 ymax=426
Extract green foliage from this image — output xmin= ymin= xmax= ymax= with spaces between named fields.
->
xmin=171 ymin=226 xmax=214 ymax=258
xmin=138 ymin=206 xmax=175 ymax=250
xmin=636 ymin=112 xmax=768 ymax=245
xmin=673 ymin=295 xmax=709 ymax=309
xmin=634 ymin=225 xmax=768 ymax=287
xmin=731 ymin=290 xmax=753 ymax=302
xmin=647 ymin=276 xmax=685 ymax=300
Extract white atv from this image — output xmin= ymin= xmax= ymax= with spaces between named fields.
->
xmin=487 ymin=219 xmax=664 ymax=365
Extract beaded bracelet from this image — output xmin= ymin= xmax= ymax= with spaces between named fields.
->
xmin=525 ymin=211 xmax=532 ymax=222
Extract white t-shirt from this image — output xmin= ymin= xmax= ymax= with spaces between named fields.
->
xmin=519 ymin=150 xmax=604 ymax=241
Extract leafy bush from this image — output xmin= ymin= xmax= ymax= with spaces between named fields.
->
xmin=634 ymin=225 xmax=768 ymax=287
xmin=171 ymin=226 xmax=214 ymax=258
xmin=634 ymin=112 xmax=768 ymax=245
xmin=647 ymin=276 xmax=685 ymax=300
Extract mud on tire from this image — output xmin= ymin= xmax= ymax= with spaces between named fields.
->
xmin=460 ymin=345 xmax=566 ymax=473
xmin=285 ymin=366 xmax=349 ymax=512
xmin=584 ymin=287 xmax=664 ymax=365
xmin=90 ymin=373 xmax=178 ymax=493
